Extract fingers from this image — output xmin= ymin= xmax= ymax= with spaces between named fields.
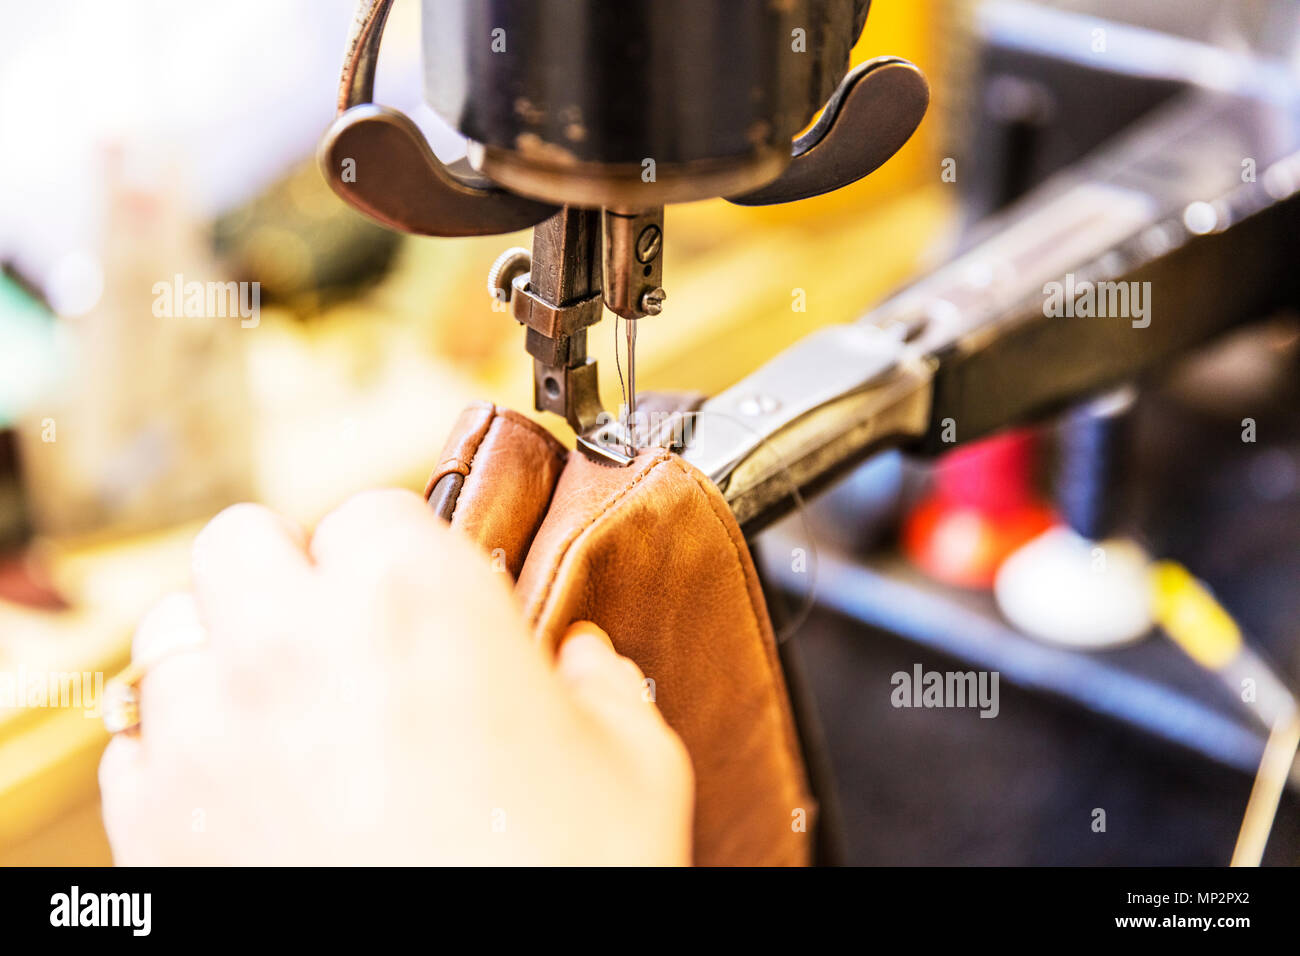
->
xmin=559 ymin=622 xmax=640 ymax=682
xmin=98 ymin=734 xmax=149 ymax=865
xmin=190 ymin=503 xmax=313 ymax=657
xmin=308 ymin=489 xmax=525 ymax=652
xmin=308 ymin=488 xmax=456 ymax=571
xmin=561 ymin=620 xmax=615 ymax=652
xmin=130 ymin=592 xmax=220 ymax=760
xmin=556 ymin=621 xmax=694 ymax=815
xmin=557 ymin=621 xmax=658 ymax=723
xmin=133 ymin=591 xmax=207 ymax=662
xmin=100 ymin=592 xmax=214 ymax=866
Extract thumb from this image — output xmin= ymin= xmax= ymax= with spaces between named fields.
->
xmin=556 ymin=621 xmax=656 ymax=718
xmin=556 ymin=621 xmax=695 ymax=855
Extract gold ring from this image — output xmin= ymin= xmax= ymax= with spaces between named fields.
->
xmin=102 ymin=659 xmax=150 ymax=736
xmin=102 ymin=628 xmax=206 ymax=736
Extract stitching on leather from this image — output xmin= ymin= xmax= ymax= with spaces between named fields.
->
xmin=531 ymin=449 xmax=813 ymax=844
xmin=664 ymin=455 xmax=811 ymax=799
xmin=665 ymin=456 xmax=766 ymax=656
xmin=528 ymin=450 xmax=671 ymax=627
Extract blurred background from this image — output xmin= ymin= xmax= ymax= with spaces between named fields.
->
xmin=2 ymin=0 xmax=1298 ymax=865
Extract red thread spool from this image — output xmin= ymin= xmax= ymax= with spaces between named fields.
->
xmin=903 ymin=429 xmax=1055 ymax=589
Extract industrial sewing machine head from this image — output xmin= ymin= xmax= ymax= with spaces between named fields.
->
xmin=319 ymin=0 xmax=1300 ymax=544
xmin=319 ymin=0 xmax=928 ymax=454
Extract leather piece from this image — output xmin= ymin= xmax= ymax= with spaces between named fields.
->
xmin=426 ymin=402 xmax=566 ymax=578
xmin=516 ymin=449 xmax=814 ymax=866
xmin=424 ymin=403 xmax=495 ymax=491
xmin=424 ymin=402 xmax=814 ymax=865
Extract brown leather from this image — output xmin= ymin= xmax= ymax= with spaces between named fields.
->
xmin=425 ymin=402 xmax=567 ymax=578
xmin=426 ymin=404 xmax=815 ymax=866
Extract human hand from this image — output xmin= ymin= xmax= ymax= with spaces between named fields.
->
xmin=99 ymin=489 xmax=693 ymax=865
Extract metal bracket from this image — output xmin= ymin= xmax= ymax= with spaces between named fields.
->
xmin=511 ymin=276 xmax=604 ymax=339
xmin=679 ymin=323 xmax=934 ymax=532
xmin=727 ymin=57 xmax=930 ymax=207
xmin=319 ymin=0 xmax=559 ymax=237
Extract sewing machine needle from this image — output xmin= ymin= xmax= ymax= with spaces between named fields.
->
xmin=625 ymin=318 xmax=637 ymax=452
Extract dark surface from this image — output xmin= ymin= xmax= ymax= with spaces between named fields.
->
xmin=421 ymin=0 xmax=869 ymax=165
xmin=777 ymin=324 xmax=1300 ymax=866
xmin=791 ymin=603 xmax=1299 ymax=865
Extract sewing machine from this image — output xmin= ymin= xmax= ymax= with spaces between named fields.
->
xmin=321 ymin=0 xmax=1300 ymax=536
xmin=320 ymin=0 xmax=929 ymax=453
xmin=3 ymin=0 xmax=1296 ymax=868
xmin=317 ymin=0 xmax=1300 ymax=864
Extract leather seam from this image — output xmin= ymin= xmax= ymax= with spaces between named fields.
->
xmin=428 ymin=403 xmax=498 ymax=505
xmin=445 ymin=408 xmax=564 ymax=502
xmin=457 ymin=414 xmax=566 ymax=508
xmin=664 ymin=455 xmax=813 ymax=807
xmin=526 ymin=448 xmax=814 ymax=860
xmin=527 ymin=450 xmax=672 ymax=628
xmin=459 ymin=403 xmax=498 ymax=486
xmin=664 ymin=457 xmax=765 ymax=642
